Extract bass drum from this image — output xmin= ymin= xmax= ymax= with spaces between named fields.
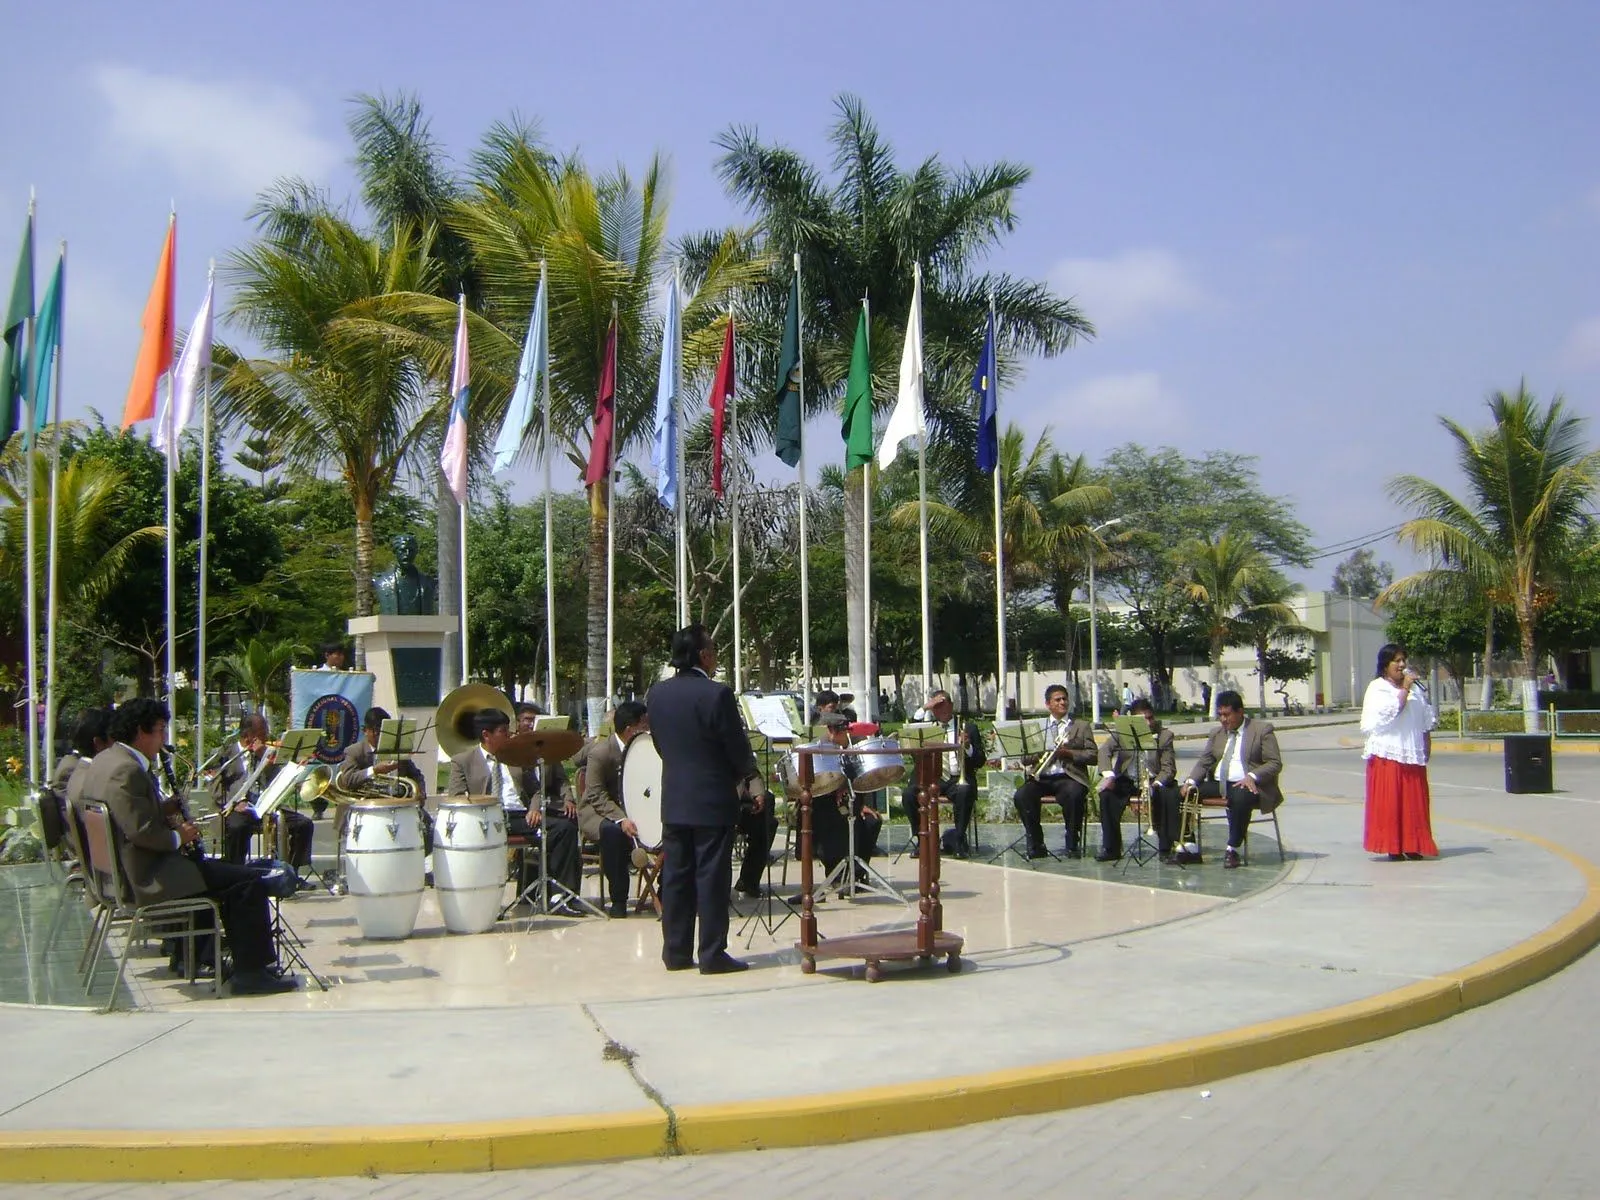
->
xmin=621 ymin=731 xmax=665 ymax=853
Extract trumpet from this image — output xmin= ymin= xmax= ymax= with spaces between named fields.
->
xmin=1026 ymin=721 xmax=1075 ymax=781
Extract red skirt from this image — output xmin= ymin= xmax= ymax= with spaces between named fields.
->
xmin=1363 ymin=755 xmax=1439 ymax=857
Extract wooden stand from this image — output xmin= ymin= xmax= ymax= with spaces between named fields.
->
xmin=795 ymin=744 xmax=964 ymax=982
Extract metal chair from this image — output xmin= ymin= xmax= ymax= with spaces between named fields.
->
xmin=1181 ymin=788 xmax=1286 ymax=864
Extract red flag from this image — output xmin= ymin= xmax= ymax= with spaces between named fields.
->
xmin=122 ymin=217 xmax=176 ymax=428
xmin=583 ymin=318 xmax=618 ymax=488
xmin=708 ymin=319 xmax=735 ymax=497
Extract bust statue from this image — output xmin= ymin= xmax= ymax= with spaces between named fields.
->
xmin=374 ymin=534 xmax=438 ymax=615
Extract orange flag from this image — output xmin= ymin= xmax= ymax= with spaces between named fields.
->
xmin=121 ymin=217 xmax=176 ymax=428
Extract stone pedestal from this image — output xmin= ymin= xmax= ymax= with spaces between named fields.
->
xmin=348 ymin=615 xmax=458 ymax=767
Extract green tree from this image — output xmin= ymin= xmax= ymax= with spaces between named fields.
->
xmin=212 ymin=637 xmax=305 ymax=719
xmin=1180 ymin=530 xmax=1298 ymax=716
xmin=711 ymin=95 xmax=1091 ymax=707
xmin=1331 ymin=548 xmax=1393 ymax=599
xmin=1384 ymin=385 xmax=1600 ymax=687
xmin=1235 ymin=571 xmax=1310 ymax=715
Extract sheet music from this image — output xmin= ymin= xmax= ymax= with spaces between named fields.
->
xmin=743 ymin=695 xmax=799 ymax=742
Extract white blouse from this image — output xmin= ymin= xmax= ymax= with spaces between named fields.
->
xmin=1360 ymin=677 xmax=1436 ymax=765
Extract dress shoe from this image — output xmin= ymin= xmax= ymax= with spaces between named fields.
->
xmin=1063 ymin=846 xmax=1083 ymax=860
xmin=231 ymin=968 xmax=298 ymax=996
xmin=734 ymin=884 xmax=764 ymax=899
xmin=1223 ymin=849 xmax=1241 ymax=869
xmin=1094 ymin=850 xmax=1121 ymax=863
xmin=1173 ymin=849 xmax=1203 ymax=866
xmin=1159 ymin=851 xmax=1177 ymax=865
xmin=663 ymin=956 xmax=696 ymax=971
xmin=608 ymin=901 xmax=628 ymax=919
xmin=1024 ymin=845 xmax=1050 ymax=860
xmin=699 ymin=953 xmax=750 ymax=975
xmin=1404 ymin=852 xmax=1426 ymax=861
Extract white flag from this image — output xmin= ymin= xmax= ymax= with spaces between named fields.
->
xmin=159 ymin=274 xmax=215 ymax=461
xmin=877 ymin=265 xmax=924 ymax=470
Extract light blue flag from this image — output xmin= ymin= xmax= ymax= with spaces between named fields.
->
xmin=492 ymin=269 xmax=548 ymax=474
xmin=651 ymin=274 xmax=681 ymax=509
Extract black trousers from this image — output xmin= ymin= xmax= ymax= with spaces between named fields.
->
xmin=1097 ymin=776 xmax=1137 ymax=856
xmin=1150 ymin=782 xmax=1182 ymax=852
xmin=735 ymin=802 xmax=778 ymax=893
xmin=195 ymin=856 xmax=275 ymax=972
xmin=1197 ymin=780 xmax=1261 ymax=849
xmin=1014 ymin=775 xmax=1088 ymax=853
xmin=596 ymin=819 xmax=632 ymax=906
xmin=224 ymin=810 xmax=314 ymax=867
xmin=813 ymin=792 xmax=883 ymax=875
xmin=900 ymin=778 xmax=975 ymax=848
xmin=660 ymin=823 xmax=734 ymax=966
xmin=508 ymin=811 xmax=580 ymax=897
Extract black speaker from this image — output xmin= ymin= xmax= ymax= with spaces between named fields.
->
xmin=1504 ymin=734 xmax=1553 ymax=794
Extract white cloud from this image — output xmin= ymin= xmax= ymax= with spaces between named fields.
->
xmin=1056 ymin=370 xmax=1184 ymax=430
xmin=1560 ymin=314 xmax=1600 ymax=370
xmin=91 ymin=65 xmax=340 ymax=201
xmin=1050 ymin=248 xmax=1209 ymax=334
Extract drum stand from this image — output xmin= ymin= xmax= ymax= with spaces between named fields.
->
xmin=504 ymin=755 xmax=605 ymax=919
xmin=828 ymin=781 xmax=903 ymax=904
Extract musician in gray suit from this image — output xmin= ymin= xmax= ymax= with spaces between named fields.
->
xmin=79 ymin=698 xmax=293 ymax=994
xmin=645 ymin=624 xmax=762 ymax=974
xmin=1180 ymin=689 xmax=1285 ymax=869
xmin=1096 ymin=697 xmax=1179 ymax=861
xmin=213 ymin=714 xmax=314 ymax=868
xmin=578 ymin=701 xmax=646 ymax=918
xmin=448 ymin=707 xmax=581 ymax=909
xmin=1012 ymin=684 xmax=1097 ymax=859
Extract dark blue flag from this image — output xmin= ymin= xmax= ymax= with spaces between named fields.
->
xmin=972 ymin=312 xmax=998 ymax=473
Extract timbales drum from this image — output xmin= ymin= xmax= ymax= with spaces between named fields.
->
xmin=343 ymin=799 xmax=425 ymax=939
xmin=431 ymin=798 xmax=506 ymax=934
xmin=778 ymin=743 xmax=846 ymax=800
xmin=848 ymin=736 xmax=906 ymax=792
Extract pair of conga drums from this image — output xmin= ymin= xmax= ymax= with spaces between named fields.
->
xmin=341 ymin=797 xmax=507 ymax=938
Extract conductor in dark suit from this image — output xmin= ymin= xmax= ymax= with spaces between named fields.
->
xmin=645 ymin=624 xmax=762 ymax=974
xmin=78 ymin=698 xmax=294 ymax=995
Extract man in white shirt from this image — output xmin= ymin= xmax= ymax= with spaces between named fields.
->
xmin=315 ymin=642 xmax=348 ymax=671
xmin=1180 ymin=690 xmax=1285 ymax=868
xmin=1011 ymin=684 xmax=1097 ymax=858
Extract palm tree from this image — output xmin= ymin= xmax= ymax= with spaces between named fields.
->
xmin=1234 ymin=572 xmax=1309 ymax=715
xmin=1180 ymin=530 xmax=1296 ymax=716
xmin=711 ymin=95 xmax=1092 ymax=707
xmin=217 ymin=196 xmax=443 ymax=664
xmin=1383 ymin=385 xmax=1600 ymax=690
xmin=212 ymin=637 xmax=305 ymax=718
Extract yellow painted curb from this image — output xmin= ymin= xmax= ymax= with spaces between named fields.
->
xmin=2 ymin=820 xmax=1597 ymax=1183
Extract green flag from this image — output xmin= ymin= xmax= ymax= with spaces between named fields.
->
xmin=25 ymin=256 xmax=62 ymax=447
xmin=774 ymin=273 xmax=802 ymax=467
xmin=841 ymin=305 xmax=873 ymax=470
xmin=0 ymin=212 xmax=34 ymax=440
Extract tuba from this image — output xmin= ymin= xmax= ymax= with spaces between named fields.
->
xmin=436 ymin=683 xmax=517 ymax=759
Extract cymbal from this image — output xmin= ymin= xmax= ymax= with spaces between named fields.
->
xmin=496 ymin=729 xmax=585 ymax=766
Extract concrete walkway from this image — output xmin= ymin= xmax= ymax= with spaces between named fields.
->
xmin=1 ymin=728 xmax=1596 ymax=1183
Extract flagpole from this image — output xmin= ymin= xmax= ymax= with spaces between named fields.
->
xmin=605 ymin=301 xmax=617 ymax=705
xmin=794 ymin=254 xmax=813 ymax=721
xmin=196 ymin=260 xmax=215 ymax=774
xmin=673 ymin=264 xmax=687 ymax=628
xmin=43 ymin=241 xmax=64 ymax=778
xmin=861 ymin=295 xmax=872 ymax=722
xmin=164 ymin=369 xmax=177 ymax=707
xmin=914 ymin=263 xmax=932 ymax=696
xmin=539 ymin=262 xmax=557 ymax=710
xmin=21 ymin=195 xmax=38 ymax=787
xmin=990 ymin=297 xmax=1007 ymax=721
xmin=729 ymin=309 xmax=743 ymax=695
xmin=455 ymin=296 xmax=470 ymax=682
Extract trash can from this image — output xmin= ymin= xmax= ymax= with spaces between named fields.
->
xmin=1503 ymin=734 xmax=1553 ymax=794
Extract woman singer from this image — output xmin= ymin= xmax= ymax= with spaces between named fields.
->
xmin=1360 ymin=643 xmax=1439 ymax=861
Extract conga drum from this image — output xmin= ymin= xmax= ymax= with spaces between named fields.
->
xmin=343 ymin=799 xmax=425 ymax=939
xmin=431 ymin=797 xmax=506 ymax=934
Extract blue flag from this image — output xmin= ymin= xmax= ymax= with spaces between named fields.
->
xmin=493 ymin=266 xmax=547 ymax=474
xmin=973 ymin=312 xmax=998 ymax=473
xmin=651 ymin=274 xmax=681 ymax=509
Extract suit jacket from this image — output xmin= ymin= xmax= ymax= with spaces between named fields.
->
xmin=338 ymin=739 xmax=429 ymax=796
xmin=1186 ymin=718 xmax=1284 ymax=812
xmin=78 ymin=743 xmax=204 ymax=904
xmin=1097 ymin=721 xmax=1177 ymax=786
xmin=446 ymin=747 xmax=572 ymax=812
xmin=212 ymin=741 xmax=281 ymax=813
xmin=578 ymin=735 xmax=628 ymax=842
xmin=645 ymin=669 xmax=757 ymax=827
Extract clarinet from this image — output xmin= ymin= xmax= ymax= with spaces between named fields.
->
xmin=160 ymin=748 xmax=206 ymax=861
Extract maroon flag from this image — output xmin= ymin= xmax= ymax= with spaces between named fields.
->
xmin=708 ymin=319 xmax=735 ymax=497
xmin=583 ymin=318 xmax=618 ymax=488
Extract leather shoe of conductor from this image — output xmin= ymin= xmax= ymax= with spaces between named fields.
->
xmin=699 ymin=953 xmax=750 ymax=975
xmin=230 ymin=968 xmax=298 ymax=996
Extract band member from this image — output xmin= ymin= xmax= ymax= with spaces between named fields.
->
xmin=814 ymin=712 xmax=883 ymax=878
xmin=448 ymin=708 xmax=582 ymax=911
xmin=901 ymin=690 xmax=984 ymax=856
xmin=1095 ymin=697 xmax=1179 ymax=862
xmin=339 ymin=706 xmax=431 ymax=851
xmin=79 ymin=698 xmax=295 ymax=995
xmin=214 ymin=714 xmax=314 ymax=869
xmin=1012 ymin=684 xmax=1096 ymax=859
xmin=578 ymin=701 xmax=647 ymax=918
xmin=734 ymin=774 xmax=780 ymax=901
xmin=47 ymin=708 xmax=113 ymax=862
xmin=1180 ymin=689 xmax=1285 ymax=869
xmin=315 ymin=641 xmax=348 ymax=671
xmin=646 ymin=623 xmax=762 ymax=974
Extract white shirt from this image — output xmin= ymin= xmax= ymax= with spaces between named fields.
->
xmin=1219 ymin=721 xmax=1251 ymax=784
xmin=1360 ymin=678 xmax=1435 ymax=765
xmin=481 ymin=749 xmax=526 ymax=812
xmin=942 ymin=718 xmax=961 ymax=778
xmin=1040 ymin=717 xmax=1067 ymax=777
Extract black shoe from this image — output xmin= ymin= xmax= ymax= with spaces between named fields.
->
xmin=1063 ymin=846 xmax=1083 ymax=859
xmin=734 ymin=883 xmax=764 ymax=899
xmin=953 ymin=842 xmax=971 ymax=859
xmin=1024 ymin=845 xmax=1050 ymax=860
xmin=1224 ymin=849 xmax=1241 ymax=869
xmin=608 ymin=901 xmax=628 ymax=918
xmin=1386 ymin=853 xmax=1405 ymax=861
xmin=231 ymin=968 xmax=298 ymax=996
xmin=1404 ymin=852 xmax=1427 ymax=861
xmin=663 ymin=955 xmax=696 ymax=972
xmin=1095 ymin=850 xmax=1121 ymax=863
xmin=1159 ymin=851 xmax=1177 ymax=864
xmin=700 ymin=953 xmax=750 ymax=975
xmin=1173 ymin=849 xmax=1203 ymax=865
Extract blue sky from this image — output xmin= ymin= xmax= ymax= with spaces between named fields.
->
xmin=5 ymin=0 xmax=1598 ymax=589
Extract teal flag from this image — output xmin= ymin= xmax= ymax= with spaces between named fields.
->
xmin=774 ymin=273 xmax=802 ymax=467
xmin=841 ymin=306 xmax=873 ymax=470
xmin=0 ymin=212 xmax=33 ymax=440
xmin=25 ymin=256 xmax=62 ymax=447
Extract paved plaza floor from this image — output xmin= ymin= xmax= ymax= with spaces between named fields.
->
xmin=2 ymin=724 xmax=1598 ymax=1195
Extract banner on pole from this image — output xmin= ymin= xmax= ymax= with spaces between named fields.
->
xmin=290 ymin=668 xmax=374 ymax=765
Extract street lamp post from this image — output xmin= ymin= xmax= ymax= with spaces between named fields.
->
xmin=1346 ymin=584 xmax=1357 ymax=708
xmin=1087 ymin=518 xmax=1123 ymax=726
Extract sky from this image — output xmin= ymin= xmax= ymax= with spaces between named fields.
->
xmin=4 ymin=0 xmax=1598 ymax=592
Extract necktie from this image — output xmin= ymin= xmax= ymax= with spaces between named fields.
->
xmin=489 ymin=758 xmax=504 ymax=801
xmin=1222 ymin=729 xmax=1240 ymax=784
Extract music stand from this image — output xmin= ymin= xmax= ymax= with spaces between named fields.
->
xmin=504 ymin=735 xmax=606 ymax=920
xmin=258 ymin=729 xmax=321 ymax=868
xmin=1107 ymin=714 xmax=1158 ymax=868
xmin=892 ymin=724 xmax=946 ymax=862
xmin=736 ymin=729 xmax=798 ymax=945
xmin=985 ymin=719 xmax=1055 ymax=865
xmin=375 ymin=717 xmax=418 ymax=757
